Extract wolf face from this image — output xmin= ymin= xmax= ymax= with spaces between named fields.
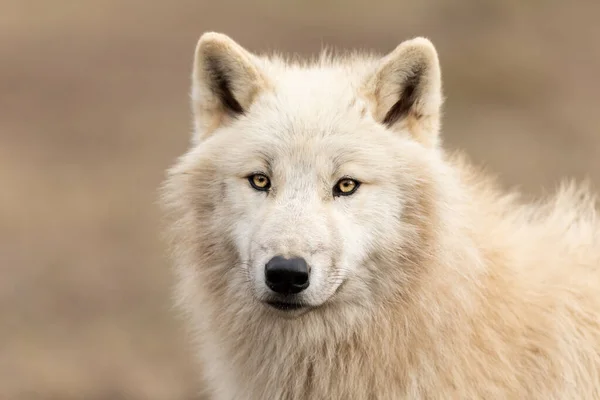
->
xmin=164 ymin=33 xmax=445 ymax=319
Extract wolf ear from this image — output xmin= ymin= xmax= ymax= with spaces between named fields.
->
xmin=363 ymin=38 xmax=443 ymax=147
xmin=191 ymin=32 xmax=270 ymax=142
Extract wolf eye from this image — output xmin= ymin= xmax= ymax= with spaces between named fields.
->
xmin=333 ymin=178 xmax=360 ymax=197
xmin=248 ymin=173 xmax=271 ymax=191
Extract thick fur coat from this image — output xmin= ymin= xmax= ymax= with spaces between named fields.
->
xmin=161 ymin=32 xmax=600 ymax=399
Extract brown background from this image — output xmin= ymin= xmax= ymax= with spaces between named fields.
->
xmin=1 ymin=0 xmax=599 ymax=398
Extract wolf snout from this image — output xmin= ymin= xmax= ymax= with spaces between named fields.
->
xmin=264 ymin=256 xmax=310 ymax=294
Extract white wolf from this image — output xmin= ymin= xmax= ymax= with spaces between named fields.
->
xmin=161 ymin=32 xmax=600 ymax=399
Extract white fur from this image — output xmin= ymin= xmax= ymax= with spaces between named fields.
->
xmin=161 ymin=32 xmax=600 ymax=399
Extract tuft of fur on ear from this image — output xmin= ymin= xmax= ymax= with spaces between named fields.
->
xmin=363 ymin=37 xmax=443 ymax=147
xmin=191 ymin=32 xmax=270 ymax=142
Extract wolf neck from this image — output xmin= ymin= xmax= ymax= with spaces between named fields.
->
xmin=206 ymin=259 xmax=486 ymax=399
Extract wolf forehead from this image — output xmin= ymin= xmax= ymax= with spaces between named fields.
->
xmin=255 ymin=57 xmax=378 ymax=107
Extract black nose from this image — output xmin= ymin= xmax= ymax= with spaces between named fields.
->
xmin=264 ymin=256 xmax=310 ymax=294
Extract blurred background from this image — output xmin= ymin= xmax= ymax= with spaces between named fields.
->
xmin=1 ymin=0 xmax=599 ymax=398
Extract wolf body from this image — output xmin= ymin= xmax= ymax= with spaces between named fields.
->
xmin=161 ymin=33 xmax=600 ymax=399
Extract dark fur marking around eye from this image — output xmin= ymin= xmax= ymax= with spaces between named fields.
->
xmin=382 ymin=65 xmax=424 ymax=127
xmin=205 ymin=56 xmax=244 ymax=115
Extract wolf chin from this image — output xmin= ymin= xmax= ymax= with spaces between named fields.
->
xmin=161 ymin=32 xmax=600 ymax=399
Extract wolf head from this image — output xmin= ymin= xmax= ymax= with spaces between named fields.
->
xmin=163 ymin=33 xmax=450 ymax=322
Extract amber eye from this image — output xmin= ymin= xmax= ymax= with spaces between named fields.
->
xmin=248 ymin=173 xmax=271 ymax=191
xmin=333 ymin=178 xmax=360 ymax=197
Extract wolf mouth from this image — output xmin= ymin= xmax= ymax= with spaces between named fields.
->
xmin=265 ymin=300 xmax=305 ymax=311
